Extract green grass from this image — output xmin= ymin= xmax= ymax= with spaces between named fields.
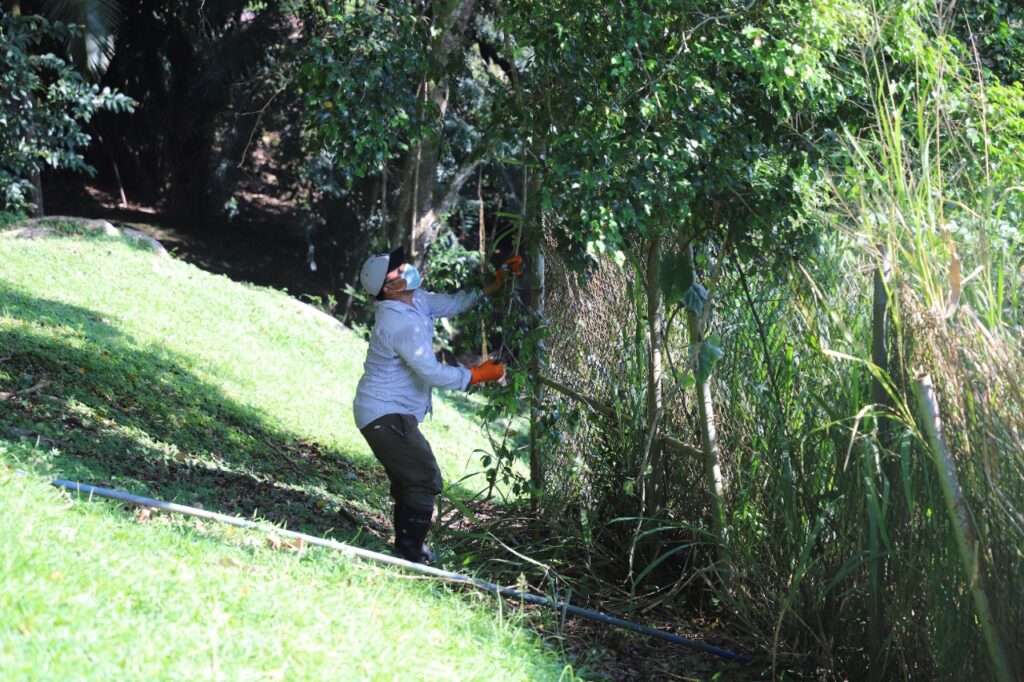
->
xmin=0 ymin=230 xmax=498 ymax=530
xmin=0 ymin=230 xmax=578 ymax=680
xmin=0 ymin=467 xmax=570 ymax=681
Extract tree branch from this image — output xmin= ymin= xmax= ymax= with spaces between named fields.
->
xmin=536 ymin=375 xmax=615 ymax=419
xmin=536 ymin=375 xmax=702 ymax=457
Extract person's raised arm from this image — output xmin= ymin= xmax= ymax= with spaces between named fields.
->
xmin=422 ymin=290 xmax=482 ymax=319
xmin=393 ymin=324 xmax=471 ymax=390
xmin=392 ymin=325 xmax=505 ymax=389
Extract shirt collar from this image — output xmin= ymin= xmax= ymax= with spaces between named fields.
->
xmin=377 ymin=290 xmax=426 ymax=315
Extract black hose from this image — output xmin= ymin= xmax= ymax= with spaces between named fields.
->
xmin=51 ymin=478 xmax=752 ymax=665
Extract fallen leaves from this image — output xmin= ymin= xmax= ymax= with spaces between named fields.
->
xmin=267 ymin=534 xmax=305 ymax=553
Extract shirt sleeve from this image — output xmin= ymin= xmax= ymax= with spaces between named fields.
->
xmin=422 ymin=290 xmax=482 ymax=319
xmin=392 ymin=323 xmax=472 ymax=390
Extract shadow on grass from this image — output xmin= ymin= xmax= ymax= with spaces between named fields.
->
xmin=0 ymin=282 xmax=491 ymax=549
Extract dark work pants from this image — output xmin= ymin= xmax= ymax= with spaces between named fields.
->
xmin=359 ymin=413 xmax=443 ymax=517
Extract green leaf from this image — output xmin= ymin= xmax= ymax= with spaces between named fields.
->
xmin=658 ymin=250 xmax=694 ymax=306
xmin=682 ymin=282 xmax=707 ymax=316
xmin=694 ymin=338 xmax=724 ymax=384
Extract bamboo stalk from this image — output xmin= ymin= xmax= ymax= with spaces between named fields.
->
xmin=913 ymin=374 xmax=1014 ymax=682
xmin=660 ymin=434 xmax=703 ymax=459
xmin=868 ymin=244 xmax=891 ymax=681
xmin=871 ymin=244 xmax=891 ymax=437
xmin=735 ymin=256 xmax=795 ymax=502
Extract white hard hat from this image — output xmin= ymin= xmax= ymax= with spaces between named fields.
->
xmin=359 ymin=246 xmax=405 ymax=296
xmin=359 ymin=254 xmax=390 ymax=295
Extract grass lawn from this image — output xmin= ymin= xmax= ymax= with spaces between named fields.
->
xmin=0 ymin=225 xmax=578 ymax=680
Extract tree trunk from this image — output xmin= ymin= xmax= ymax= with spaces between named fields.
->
xmin=29 ymin=96 xmax=43 ymax=217
xmin=31 ymin=170 xmax=44 ymax=218
xmin=94 ymin=130 xmax=128 ymax=208
xmin=391 ymin=141 xmax=418 ymax=251
xmin=405 ymin=86 xmax=445 ymax=261
xmin=527 ymin=165 xmax=545 ymax=506
xmin=409 ymin=150 xmax=482 ymax=264
xmin=165 ymin=106 xmax=218 ymax=221
xmin=390 ymin=0 xmax=477 ymax=262
xmin=684 ymin=244 xmax=729 ymax=571
xmin=644 ymin=235 xmax=667 ymax=514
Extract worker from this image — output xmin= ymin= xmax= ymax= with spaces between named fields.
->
xmin=353 ymin=246 xmax=523 ymax=564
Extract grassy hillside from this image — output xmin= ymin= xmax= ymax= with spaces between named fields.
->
xmin=0 ymin=224 xmax=576 ymax=680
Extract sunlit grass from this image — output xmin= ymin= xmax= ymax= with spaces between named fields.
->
xmin=0 ymin=231 xmax=576 ymax=680
xmin=0 ymin=464 xmax=573 ymax=681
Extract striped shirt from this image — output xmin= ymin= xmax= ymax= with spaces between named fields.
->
xmin=352 ymin=289 xmax=482 ymax=429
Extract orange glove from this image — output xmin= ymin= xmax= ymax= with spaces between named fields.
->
xmin=494 ymin=255 xmax=525 ymax=287
xmin=505 ymin=255 xmax=524 ymax=276
xmin=469 ymin=359 xmax=505 ymax=385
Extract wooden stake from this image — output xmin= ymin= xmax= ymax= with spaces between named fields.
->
xmin=478 ymin=167 xmax=488 ymax=360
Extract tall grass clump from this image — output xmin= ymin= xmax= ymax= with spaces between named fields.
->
xmin=714 ymin=4 xmax=1023 ymax=678
xmin=446 ymin=4 xmax=1021 ymax=678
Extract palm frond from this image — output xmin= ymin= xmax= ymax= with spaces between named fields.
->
xmin=39 ymin=0 xmax=123 ymax=78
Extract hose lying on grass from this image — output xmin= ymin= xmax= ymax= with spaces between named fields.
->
xmin=50 ymin=477 xmax=752 ymax=665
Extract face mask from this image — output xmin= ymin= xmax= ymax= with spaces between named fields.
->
xmin=400 ymin=265 xmax=422 ymax=290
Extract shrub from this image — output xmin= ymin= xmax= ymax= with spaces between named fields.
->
xmin=0 ymin=15 xmax=133 ymax=213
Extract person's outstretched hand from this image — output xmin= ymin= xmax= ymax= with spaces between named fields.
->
xmin=469 ymin=359 xmax=505 ymax=385
xmin=505 ymin=255 xmax=524 ymax=276
xmin=493 ymin=255 xmax=525 ymax=288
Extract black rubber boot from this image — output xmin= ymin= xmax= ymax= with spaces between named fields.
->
xmin=394 ymin=505 xmax=434 ymax=564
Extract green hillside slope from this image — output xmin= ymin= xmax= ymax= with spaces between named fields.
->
xmin=0 ymin=224 xmax=576 ymax=681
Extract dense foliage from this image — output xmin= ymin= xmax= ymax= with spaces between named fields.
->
xmin=502 ymin=0 xmax=858 ymax=267
xmin=0 ymin=14 xmax=132 ymax=212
